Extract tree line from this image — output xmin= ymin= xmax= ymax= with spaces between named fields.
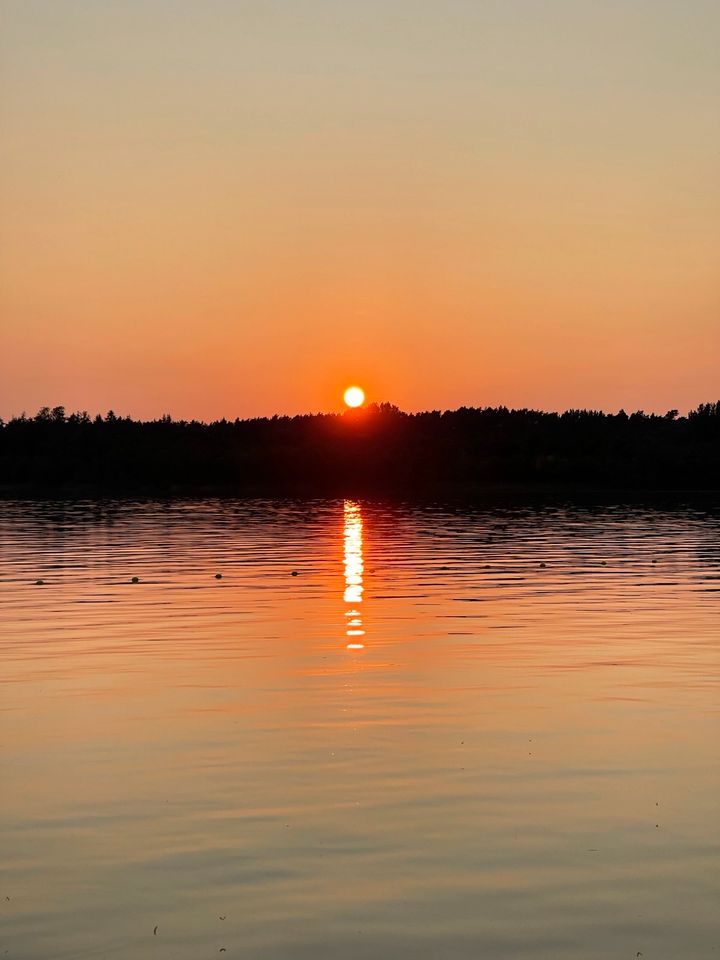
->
xmin=1 ymin=402 xmax=719 ymax=495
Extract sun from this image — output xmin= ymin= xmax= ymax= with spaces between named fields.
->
xmin=343 ymin=385 xmax=365 ymax=408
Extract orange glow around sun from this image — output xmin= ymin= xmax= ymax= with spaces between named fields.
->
xmin=344 ymin=386 xmax=365 ymax=408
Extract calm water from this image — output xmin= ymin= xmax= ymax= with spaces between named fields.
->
xmin=1 ymin=499 xmax=719 ymax=959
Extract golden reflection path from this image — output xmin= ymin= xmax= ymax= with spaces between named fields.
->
xmin=343 ymin=500 xmax=365 ymax=650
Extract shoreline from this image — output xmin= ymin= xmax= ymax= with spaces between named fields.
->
xmin=3 ymin=481 xmax=720 ymax=506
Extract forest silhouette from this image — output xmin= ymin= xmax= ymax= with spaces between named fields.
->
xmin=2 ymin=402 xmax=720 ymax=496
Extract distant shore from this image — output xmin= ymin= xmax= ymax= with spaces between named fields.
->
xmin=3 ymin=483 xmax=720 ymax=507
xmin=2 ymin=402 xmax=720 ymax=500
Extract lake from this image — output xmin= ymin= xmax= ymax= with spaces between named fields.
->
xmin=1 ymin=498 xmax=719 ymax=959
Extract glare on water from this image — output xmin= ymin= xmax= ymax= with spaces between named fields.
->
xmin=344 ymin=500 xmax=365 ymax=649
xmin=1 ymin=498 xmax=719 ymax=960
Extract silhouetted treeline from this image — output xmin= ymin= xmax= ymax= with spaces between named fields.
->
xmin=2 ymin=402 xmax=720 ymax=496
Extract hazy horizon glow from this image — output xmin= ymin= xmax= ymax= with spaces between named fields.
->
xmin=1 ymin=1 xmax=718 ymax=420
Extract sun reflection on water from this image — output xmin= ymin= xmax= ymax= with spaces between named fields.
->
xmin=343 ymin=500 xmax=365 ymax=649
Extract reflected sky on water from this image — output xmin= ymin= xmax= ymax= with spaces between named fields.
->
xmin=1 ymin=498 xmax=719 ymax=960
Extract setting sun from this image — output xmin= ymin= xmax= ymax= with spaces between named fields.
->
xmin=343 ymin=386 xmax=365 ymax=408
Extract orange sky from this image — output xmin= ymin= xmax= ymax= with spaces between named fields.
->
xmin=1 ymin=1 xmax=718 ymax=420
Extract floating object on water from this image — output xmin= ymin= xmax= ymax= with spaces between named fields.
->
xmin=35 ymin=579 xmax=44 ymax=585
xmin=291 ymin=570 xmax=298 ymax=576
xmin=215 ymin=573 xmax=222 ymax=579
xmin=539 ymin=562 xmax=547 ymax=568
xmin=131 ymin=576 xmax=140 ymax=583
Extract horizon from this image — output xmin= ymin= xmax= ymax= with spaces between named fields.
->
xmin=2 ymin=396 xmax=714 ymax=425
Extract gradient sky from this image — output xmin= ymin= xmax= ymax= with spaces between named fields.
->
xmin=1 ymin=0 xmax=718 ymax=420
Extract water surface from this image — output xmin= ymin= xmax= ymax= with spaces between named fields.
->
xmin=1 ymin=499 xmax=719 ymax=959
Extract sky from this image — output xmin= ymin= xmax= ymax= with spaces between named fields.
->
xmin=1 ymin=0 xmax=718 ymax=420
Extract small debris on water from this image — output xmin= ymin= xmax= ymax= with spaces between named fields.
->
xmin=215 ymin=573 xmax=222 ymax=579
xmin=131 ymin=576 xmax=139 ymax=583
xmin=153 ymin=926 xmax=158 ymax=936
xmin=35 ymin=579 xmax=44 ymax=585
xmin=219 ymin=915 xmax=226 ymax=920
xmin=291 ymin=570 xmax=298 ymax=576
xmin=539 ymin=562 xmax=546 ymax=568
